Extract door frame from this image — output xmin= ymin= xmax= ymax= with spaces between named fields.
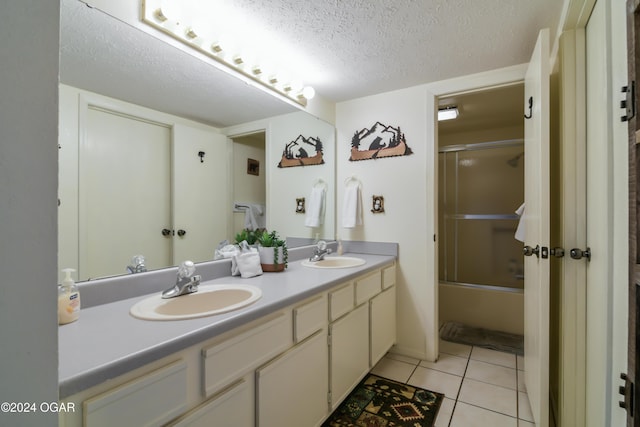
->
xmin=426 ymin=64 xmax=528 ymax=362
xmin=561 ymin=0 xmax=629 ymax=426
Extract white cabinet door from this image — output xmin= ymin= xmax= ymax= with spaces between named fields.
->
xmin=168 ymin=378 xmax=253 ymax=427
xmin=256 ymin=331 xmax=328 ymax=427
xmin=329 ymin=303 xmax=369 ymax=410
xmin=370 ymin=286 xmax=396 ymax=366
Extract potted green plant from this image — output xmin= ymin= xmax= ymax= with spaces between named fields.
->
xmin=234 ymin=228 xmax=263 ymax=246
xmin=256 ymin=230 xmax=288 ymax=272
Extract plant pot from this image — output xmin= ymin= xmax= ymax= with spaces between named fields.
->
xmin=258 ymin=246 xmax=286 ymax=272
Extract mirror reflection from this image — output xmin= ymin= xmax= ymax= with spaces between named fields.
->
xmin=58 ymin=0 xmax=335 ymax=281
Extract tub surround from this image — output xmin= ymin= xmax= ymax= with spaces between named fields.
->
xmin=59 ymin=241 xmax=397 ymax=398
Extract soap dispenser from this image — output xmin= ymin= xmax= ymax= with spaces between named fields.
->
xmin=58 ymin=268 xmax=80 ymax=325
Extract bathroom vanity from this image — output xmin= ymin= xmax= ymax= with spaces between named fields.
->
xmin=58 ymin=247 xmax=396 ymax=426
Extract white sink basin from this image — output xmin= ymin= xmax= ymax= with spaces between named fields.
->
xmin=301 ymin=256 xmax=366 ymax=269
xmin=130 ymin=284 xmax=262 ymax=321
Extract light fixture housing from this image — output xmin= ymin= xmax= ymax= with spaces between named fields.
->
xmin=141 ymin=0 xmax=313 ymax=107
xmin=438 ymin=106 xmax=459 ymax=121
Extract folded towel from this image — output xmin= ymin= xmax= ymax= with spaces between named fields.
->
xmin=231 ymin=246 xmax=263 ymax=278
xmin=342 ymin=183 xmax=362 ymax=228
xmin=514 ymin=203 xmax=525 ymax=242
xmin=305 ymin=186 xmax=326 ymax=227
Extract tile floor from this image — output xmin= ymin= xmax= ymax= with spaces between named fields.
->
xmin=370 ymin=340 xmax=533 ymax=427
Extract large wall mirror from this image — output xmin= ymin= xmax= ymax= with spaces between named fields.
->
xmin=59 ymin=0 xmax=335 ymax=281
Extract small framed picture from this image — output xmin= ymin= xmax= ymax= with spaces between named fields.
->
xmin=247 ymin=158 xmax=260 ymax=176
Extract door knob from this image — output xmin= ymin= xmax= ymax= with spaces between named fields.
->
xmin=570 ymin=247 xmax=591 ymax=261
xmin=177 ymin=229 xmax=187 ymax=237
xmin=161 ymin=228 xmax=172 ymax=237
xmin=523 ymin=245 xmax=540 ymax=257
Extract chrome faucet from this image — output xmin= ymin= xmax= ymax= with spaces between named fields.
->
xmin=126 ymin=255 xmax=147 ymax=274
xmin=162 ymin=261 xmax=201 ymax=299
xmin=309 ymin=240 xmax=332 ymax=262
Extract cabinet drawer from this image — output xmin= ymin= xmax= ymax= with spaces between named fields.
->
xmin=84 ymin=359 xmax=188 ymax=427
xmin=202 ymin=312 xmax=291 ymax=397
xmin=293 ymin=295 xmax=327 ymax=343
xmin=382 ymin=264 xmax=396 ymax=289
xmin=355 ymin=271 xmax=381 ymax=306
xmin=329 ymin=283 xmax=354 ymax=321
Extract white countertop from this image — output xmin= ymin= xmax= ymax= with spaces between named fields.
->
xmin=58 ymin=252 xmax=395 ymax=398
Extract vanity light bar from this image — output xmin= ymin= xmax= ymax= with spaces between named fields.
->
xmin=141 ymin=1 xmax=315 ymax=106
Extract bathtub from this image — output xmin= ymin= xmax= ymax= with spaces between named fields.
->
xmin=439 ymin=281 xmax=524 ymax=335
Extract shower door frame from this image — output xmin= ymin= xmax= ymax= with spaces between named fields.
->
xmin=439 ymin=138 xmax=525 ymax=292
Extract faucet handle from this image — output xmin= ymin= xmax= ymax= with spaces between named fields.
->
xmin=177 ymin=260 xmax=196 ymax=278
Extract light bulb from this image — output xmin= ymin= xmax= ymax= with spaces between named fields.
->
xmin=302 ymin=86 xmax=316 ymax=100
xmin=160 ymin=0 xmax=183 ymax=22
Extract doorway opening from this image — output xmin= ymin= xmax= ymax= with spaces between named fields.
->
xmin=231 ymin=131 xmax=266 ymax=238
xmin=437 ymin=83 xmax=526 ymax=337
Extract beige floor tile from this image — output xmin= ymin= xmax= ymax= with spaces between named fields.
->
xmin=465 ymin=359 xmax=517 ymax=390
xmin=470 ymin=347 xmax=517 ymax=369
xmin=518 ymin=391 xmax=534 ymax=422
xmin=450 ymin=402 xmax=518 ymax=427
xmin=439 ymin=340 xmax=472 ymax=358
xmin=385 ymin=352 xmax=420 ymax=366
xmin=458 ymin=378 xmax=517 ymax=417
xmin=434 ymin=397 xmax=455 ymax=427
xmin=518 ymin=421 xmax=535 ymax=426
xmin=420 ymin=353 xmax=468 ymax=376
xmin=408 ymin=366 xmax=463 ymax=399
xmin=370 ymin=356 xmax=416 ymax=383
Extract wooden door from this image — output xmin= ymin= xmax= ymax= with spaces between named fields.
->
xmin=627 ymin=1 xmax=640 ymax=425
xmin=523 ymin=28 xmax=551 ymax=427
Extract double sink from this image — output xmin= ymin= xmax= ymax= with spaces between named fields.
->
xmin=130 ymin=256 xmax=365 ymax=321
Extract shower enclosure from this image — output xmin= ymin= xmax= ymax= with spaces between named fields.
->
xmin=438 ymin=139 xmax=525 ymax=290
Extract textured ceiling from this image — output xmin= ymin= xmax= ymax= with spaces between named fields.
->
xmin=59 ymin=0 xmax=564 ymax=127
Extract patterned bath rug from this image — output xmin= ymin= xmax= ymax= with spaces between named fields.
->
xmin=322 ymin=374 xmax=444 ymax=427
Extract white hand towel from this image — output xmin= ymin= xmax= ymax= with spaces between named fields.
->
xmin=514 ymin=202 xmax=525 ymax=242
xmin=231 ymin=248 xmax=263 ymax=278
xmin=305 ymin=186 xmax=326 ymax=227
xmin=342 ymin=184 xmax=362 ymax=228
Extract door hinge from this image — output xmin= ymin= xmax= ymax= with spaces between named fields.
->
xmin=327 ymin=390 xmax=332 ymax=406
xmin=621 ymin=82 xmax=636 ymax=122
xmin=619 ymin=373 xmax=635 ymax=416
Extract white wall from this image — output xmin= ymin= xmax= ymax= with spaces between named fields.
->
xmin=336 ymin=86 xmax=437 ymax=360
xmin=0 ymin=1 xmax=60 ymax=425
xmin=224 ymin=112 xmax=336 ymax=242
xmin=268 ymin=113 xmax=336 ymax=240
